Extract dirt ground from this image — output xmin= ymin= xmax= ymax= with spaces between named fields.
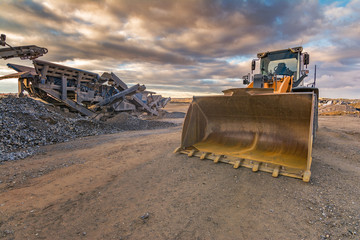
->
xmin=0 ymin=103 xmax=359 ymax=240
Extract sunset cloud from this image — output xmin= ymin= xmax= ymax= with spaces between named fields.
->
xmin=0 ymin=0 xmax=359 ymax=98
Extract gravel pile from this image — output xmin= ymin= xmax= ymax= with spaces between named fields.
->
xmin=162 ymin=111 xmax=186 ymax=118
xmin=319 ymin=104 xmax=359 ymax=115
xmin=0 ymin=96 xmax=177 ymax=162
xmin=319 ymin=99 xmax=360 ymax=116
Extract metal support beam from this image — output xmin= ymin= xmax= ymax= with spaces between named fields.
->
xmin=130 ymin=96 xmax=159 ymax=116
xmin=76 ymin=72 xmax=83 ymax=103
xmin=95 ymin=84 xmax=142 ymax=107
xmin=111 ymin=72 xmax=128 ymax=90
xmin=61 ymin=75 xmax=67 ymax=100
xmin=18 ymin=79 xmax=24 ymax=97
xmin=40 ymin=65 xmax=48 ymax=84
xmin=38 ymin=85 xmax=95 ymax=117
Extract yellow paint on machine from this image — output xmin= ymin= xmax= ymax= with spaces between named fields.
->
xmin=175 ymin=89 xmax=315 ymax=182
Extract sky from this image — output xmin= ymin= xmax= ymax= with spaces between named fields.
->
xmin=0 ymin=0 xmax=359 ymax=98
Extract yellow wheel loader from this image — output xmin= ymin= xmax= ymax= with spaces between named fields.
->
xmin=174 ymin=47 xmax=318 ymax=182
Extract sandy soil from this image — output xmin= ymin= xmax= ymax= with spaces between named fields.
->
xmin=0 ymin=103 xmax=359 ymax=240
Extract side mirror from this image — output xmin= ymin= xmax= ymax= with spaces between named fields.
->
xmin=304 ymin=53 xmax=310 ymax=65
xmin=251 ymin=60 xmax=256 ymax=71
xmin=0 ymin=34 xmax=6 ymax=46
xmin=242 ymin=75 xmax=250 ymax=85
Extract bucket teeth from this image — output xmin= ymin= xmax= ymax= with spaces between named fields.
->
xmin=175 ymin=149 xmax=308 ymax=181
xmin=173 ymin=147 xmax=181 ymax=154
xmin=302 ymin=170 xmax=311 ymax=182
xmin=272 ymin=166 xmax=280 ymax=178
xmin=252 ymin=162 xmax=260 ymax=172
xmin=233 ymin=160 xmax=241 ymax=169
xmin=187 ymin=149 xmax=197 ymax=157
xmin=214 ymin=155 xmax=222 ymax=163
xmin=200 ymin=152 xmax=208 ymax=160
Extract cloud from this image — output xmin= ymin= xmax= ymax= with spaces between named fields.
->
xmin=0 ymin=0 xmax=359 ymax=98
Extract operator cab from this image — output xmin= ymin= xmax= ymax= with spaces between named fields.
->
xmin=243 ymin=47 xmax=310 ymax=88
xmin=259 ymin=48 xmax=299 ymax=79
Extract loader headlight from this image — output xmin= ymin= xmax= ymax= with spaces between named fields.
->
xmin=289 ymin=47 xmax=303 ymax=53
xmin=257 ymin=52 xmax=267 ymax=58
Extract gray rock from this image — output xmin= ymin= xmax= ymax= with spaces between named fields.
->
xmin=0 ymin=95 xmax=177 ymax=162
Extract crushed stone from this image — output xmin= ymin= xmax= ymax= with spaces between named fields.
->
xmin=0 ymin=95 xmax=177 ymax=162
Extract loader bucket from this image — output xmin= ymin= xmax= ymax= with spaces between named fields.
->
xmin=175 ymin=90 xmax=315 ymax=182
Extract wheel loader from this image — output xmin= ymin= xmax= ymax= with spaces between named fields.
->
xmin=174 ymin=47 xmax=319 ymax=182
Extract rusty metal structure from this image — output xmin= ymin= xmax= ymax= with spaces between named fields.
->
xmin=0 ymin=34 xmax=48 ymax=60
xmin=0 ymin=34 xmax=170 ymax=117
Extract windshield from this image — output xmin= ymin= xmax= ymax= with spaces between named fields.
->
xmin=260 ymin=51 xmax=298 ymax=77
